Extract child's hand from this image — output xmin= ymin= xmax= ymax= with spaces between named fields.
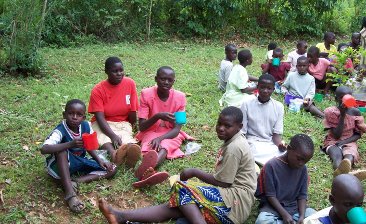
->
xmin=110 ymin=135 xmax=122 ymax=149
xmin=180 ymin=168 xmax=196 ymax=181
xmin=282 ymin=212 xmax=296 ymax=224
xmin=158 ymin=112 xmax=175 ymax=123
xmin=150 ymin=137 xmax=162 ymax=151
xmin=297 ymin=216 xmax=305 ymax=224
xmin=278 ymin=141 xmax=287 ymax=152
xmin=72 ymin=138 xmax=84 ymax=148
xmin=303 ymin=98 xmax=310 ymax=106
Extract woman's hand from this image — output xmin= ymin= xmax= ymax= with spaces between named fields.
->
xmin=150 ymin=137 xmax=162 ymax=151
xmin=158 ymin=112 xmax=175 ymax=123
xmin=110 ymin=135 xmax=122 ymax=149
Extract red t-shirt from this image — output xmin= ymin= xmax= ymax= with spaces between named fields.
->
xmin=261 ymin=62 xmax=291 ymax=81
xmin=88 ymin=77 xmax=138 ymax=122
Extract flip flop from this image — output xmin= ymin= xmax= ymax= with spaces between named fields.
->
xmin=98 ymin=198 xmax=119 ymax=224
xmin=125 ymin=144 xmax=142 ymax=169
xmin=350 ymin=170 xmax=366 ymax=181
xmin=334 ymin=159 xmax=352 ymax=177
xmin=132 ymin=171 xmax=169 ymax=188
xmin=114 ymin=144 xmax=128 ymax=166
xmin=65 ymin=193 xmax=84 ymax=213
xmin=134 ymin=150 xmax=158 ymax=180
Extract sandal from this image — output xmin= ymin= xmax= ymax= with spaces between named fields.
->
xmin=65 ymin=193 xmax=84 ymax=213
xmin=134 ymin=150 xmax=158 ymax=179
xmin=71 ymin=180 xmax=79 ymax=194
xmin=334 ymin=159 xmax=352 ymax=177
xmin=132 ymin=171 xmax=169 ymax=188
xmin=350 ymin=169 xmax=366 ymax=181
xmin=125 ymin=144 xmax=142 ymax=169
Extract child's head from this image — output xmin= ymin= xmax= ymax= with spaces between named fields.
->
xmin=155 ymin=66 xmax=175 ymax=92
xmin=268 ymin=42 xmax=277 ymax=51
xmin=337 ymin=43 xmax=349 ymax=52
xmin=307 ymin=46 xmax=320 ymax=64
xmin=335 ymin=86 xmax=352 ymax=104
xmin=324 ymin=32 xmax=336 ymax=45
xmin=63 ymin=99 xmax=86 ymax=130
xmin=225 ymin=44 xmax=237 ymax=61
xmin=257 ymin=74 xmax=275 ymax=102
xmin=286 ymin=134 xmax=314 ymax=169
xmin=105 ymin=57 xmax=124 ymax=85
xmin=330 ymin=174 xmax=364 ymax=223
xmin=272 ymin=48 xmax=284 ymax=60
xmin=216 ymin=106 xmax=243 ymax=141
xmin=296 ymin=56 xmax=309 ymax=75
xmin=351 ymin=32 xmax=361 ymax=46
xmin=296 ymin=41 xmax=308 ymax=55
xmin=237 ymin=49 xmax=252 ymax=66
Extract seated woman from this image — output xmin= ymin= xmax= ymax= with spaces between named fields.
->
xmin=88 ymin=57 xmax=141 ymax=168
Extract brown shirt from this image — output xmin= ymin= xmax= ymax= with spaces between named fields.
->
xmin=214 ymin=132 xmax=257 ymax=224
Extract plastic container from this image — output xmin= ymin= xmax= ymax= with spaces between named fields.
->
xmin=185 ymin=142 xmax=201 ymax=156
xmin=356 ymin=100 xmax=366 ymax=107
xmin=314 ymin=93 xmax=324 ymax=102
xmin=347 ymin=207 xmax=366 ymax=224
xmin=343 ymin=94 xmax=357 ymax=108
xmin=359 ymin=107 xmax=366 ymax=113
xmin=289 ymin=98 xmax=303 ymax=112
xmin=82 ymin=132 xmax=99 ymax=151
xmin=272 ymin=58 xmax=280 ymax=67
xmin=175 ymin=111 xmax=187 ymax=125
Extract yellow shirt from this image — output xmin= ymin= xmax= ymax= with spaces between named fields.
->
xmin=316 ymin=42 xmax=337 ymax=55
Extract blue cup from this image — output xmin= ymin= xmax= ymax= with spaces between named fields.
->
xmin=347 ymin=207 xmax=366 ymax=224
xmin=174 ymin=111 xmax=186 ymax=125
xmin=272 ymin=58 xmax=280 ymax=67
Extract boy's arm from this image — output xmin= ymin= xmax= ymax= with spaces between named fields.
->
xmin=180 ymin=168 xmax=231 ymax=188
xmin=330 ymin=106 xmax=347 ymax=139
xmin=241 ymin=86 xmax=257 ymax=93
xmin=261 ymin=63 xmax=269 ymax=74
xmin=267 ymin=197 xmax=295 ymax=224
xmin=272 ymin=133 xmax=286 ymax=151
xmin=297 ymin=198 xmax=307 ymax=224
xmin=87 ymin=150 xmax=114 ymax=172
xmin=41 ymin=139 xmax=82 ymax=154
xmin=249 ymin=75 xmax=259 ymax=82
xmin=336 ymin=133 xmax=361 ymax=146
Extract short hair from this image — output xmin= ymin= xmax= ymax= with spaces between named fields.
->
xmin=268 ymin=42 xmax=277 ymax=50
xmin=65 ymin=99 xmax=86 ymax=112
xmin=337 ymin=43 xmax=348 ymax=52
xmin=225 ymin=44 xmax=236 ymax=52
xmin=273 ymin=47 xmax=283 ymax=55
xmin=323 ymin=31 xmax=335 ymax=40
xmin=352 ymin=32 xmax=361 ymax=38
xmin=335 ymin=86 xmax=352 ymax=98
xmin=289 ymin=134 xmax=314 ymax=154
xmin=296 ymin=40 xmax=307 ymax=48
xmin=307 ymin=46 xmax=320 ymax=56
xmin=258 ymin=74 xmax=275 ymax=85
xmin=237 ymin=49 xmax=252 ymax=64
xmin=297 ymin=56 xmax=309 ymax=64
xmin=220 ymin=106 xmax=243 ymax=124
xmin=332 ymin=174 xmax=363 ymax=197
xmin=156 ymin=66 xmax=175 ymax=76
xmin=105 ymin=57 xmax=122 ymax=71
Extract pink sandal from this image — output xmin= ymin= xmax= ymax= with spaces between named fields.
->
xmin=134 ymin=150 xmax=158 ymax=179
xmin=132 ymin=171 xmax=169 ymax=188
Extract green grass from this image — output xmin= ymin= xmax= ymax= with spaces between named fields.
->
xmin=0 ymin=41 xmax=365 ymax=223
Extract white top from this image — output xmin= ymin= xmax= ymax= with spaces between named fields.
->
xmin=218 ymin=59 xmax=234 ymax=91
xmin=286 ymin=50 xmax=307 ymax=72
xmin=303 ymin=207 xmax=331 ymax=224
xmin=266 ymin=50 xmax=273 ymax=61
xmin=283 ymin=71 xmax=315 ymax=100
xmin=241 ymin=95 xmax=284 ymax=142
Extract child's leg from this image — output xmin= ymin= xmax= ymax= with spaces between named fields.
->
xmin=73 ymin=167 xmax=117 ymax=183
xmin=157 ymin=148 xmax=168 ymax=166
xmin=344 ymin=154 xmax=354 ymax=165
xmin=327 ymin=145 xmax=343 ymax=169
xmin=73 ymin=156 xmax=117 ymax=183
xmin=99 ymin=199 xmax=183 ymax=223
xmin=178 ymin=204 xmax=207 ymax=224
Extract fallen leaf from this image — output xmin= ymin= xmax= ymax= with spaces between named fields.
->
xmin=35 ymin=141 xmax=42 ymax=145
xmin=22 ymin=145 xmax=29 ymax=151
xmin=202 ymin=125 xmax=210 ymax=131
xmin=5 ymin=179 xmax=11 ymax=185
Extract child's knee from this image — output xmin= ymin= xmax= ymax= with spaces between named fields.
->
xmin=55 ymin=150 xmax=68 ymax=159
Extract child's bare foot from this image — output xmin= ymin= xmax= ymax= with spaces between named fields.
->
xmin=334 ymin=159 xmax=352 ymax=177
xmin=65 ymin=194 xmax=84 ymax=213
xmin=99 ymin=198 xmax=127 ymax=224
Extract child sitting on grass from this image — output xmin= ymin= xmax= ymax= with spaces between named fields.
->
xmin=220 ymin=49 xmax=259 ymax=108
xmin=261 ymin=48 xmax=291 ymax=82
xmin=304 ymin=174 xmax=364 ymax=224
xmin=255 ymin=134 xmax=316 ymax=224
xmin=266 ymin=42 xmax=277 ymax=63
xmin=133 ymin=66 xmax=193 ymax=188
xmin=99 ymin=106 xmax=257 ymax=224
xmin=348 ymin=32 xmax=361 ymax=51
xmin=322 ymin=86 xmax=366 ymax=176
xmin=282 ymin=56 xmax=325 ymax=118
xmin=218 ymin=44 xmax=237 ymax=92
xmin=41 ymin=99 xmax=116 ymax=213
xmin=287 ymin=40 xmax=308 ymax=72
xmin=316 ymin=32 xmax=337 ymax=58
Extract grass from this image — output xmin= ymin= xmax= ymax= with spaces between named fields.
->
xmin=0 ymin=41 xmax=365 ymax=223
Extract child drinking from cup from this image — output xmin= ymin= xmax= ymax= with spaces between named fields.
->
xmin=255 ymin=134 xmax=316 ymax=224
xmin=99 ymin=106 xmax=257 ymax=224
xmin=266 ymin=42 xmax=277 ymax=63
xmin=218 ymin=44 xmax=237 ymax=92
xmin=41 ymin=99 xmax=116 ymax=213
xmin=286 ymin=40 xmax=308 ymax=72
xmin=133 ymin=66 xmax=193 ymax=188
xmin=322 ymin=86 xmax=366 ymax=176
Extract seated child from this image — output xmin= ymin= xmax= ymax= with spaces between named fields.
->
xmin=220 ymin=49 xmax=259 ymax=108
xmin=218 ymin=44 xmax=237 ymax=92
xmin=316 ymin=32 xmax=337 ymax=58
xmin=261 ymin=48 xmax=291 ymax=82
xmin=307 ymin=46 xmax=336 ymax=94
xmin=282 ymin=56 xmax=325 ymax=118
xmin=266 ymin=42 xmax=277 ymax=63
xmin=99 ymin=106 xmax=257 ymax=224
xmin=255 ymin=134 xmax=316 ymax=224
xmin=241 ymin=74 xmax=286 ymax=166
xmin=133 ymin=66 xmax=193 ymax=188
xmin=322 ymin=86 xmax=366 ymax=176
xmin=287 ymin=40 xmax=308 ymax=72
xmin=41 ymin=99 xmax=116 ymax=213
xmin=348 ymin=32 xmax=361 ymax=50
xmin=303 ymin=174 xmax=364 ymax=224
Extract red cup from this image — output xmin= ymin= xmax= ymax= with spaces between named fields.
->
xmin=342 ymin=94 xmax=357 ymax=108
xmin=82 ymin=132 xmax=99 ymax=151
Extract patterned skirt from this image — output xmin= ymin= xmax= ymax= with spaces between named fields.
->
xmin=169 ymin=181 xmax=233 ymax=224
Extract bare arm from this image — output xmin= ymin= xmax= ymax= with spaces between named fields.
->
xmin=272 ymin=133 xmax=286 ymax=151
xmin=267 ymin=197 xmax=295 ymax=224
xmin=128 ymin=111 xmax=137 ymax=129
xmin=41 ymin=139 xmax=83 ymax=155
xmin=336 ymin=133 xmax=361 ymax=146
xmin=261 ymin=63 xmax=269 ymax=74
xmin=297 ymin=199 xmax=307 ymax=224
xmin=249 ymin=75 xmax=259 ymax=81
xmin=330 ymin=110 xmax=346 ymax=139
xmin=94 ymin=112 xmax=122 ymax=146
xmin=180 ymin=168 xmax=231 ymax=188
xmin=150 ymin=124 xmax=181 ymax=150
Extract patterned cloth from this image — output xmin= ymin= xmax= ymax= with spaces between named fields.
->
xmin=169 ymin=181 xmax=234 ymax=224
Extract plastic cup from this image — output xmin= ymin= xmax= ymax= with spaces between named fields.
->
xmin=174 ymin=111 xmax=187 ymax=125
xmin=347 ymin=207 xmax=366 ymax=224
xmin=314 ymin=93 xmax=324 ymax=102
xmin=343 ymin=94 xmax=357 ymax=108
xmin=82 ymin=132 xmax=99 ymax=151
xmin=272 ymin=58 xmax=280 ymax=67
xmin=359 ymin=107 xmax=366 ymax=113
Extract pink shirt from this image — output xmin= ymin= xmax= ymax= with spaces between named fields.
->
xmin=308 ymin=58 xmax=330 ymax=80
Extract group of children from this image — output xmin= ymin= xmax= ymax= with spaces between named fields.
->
xmin=40 ymin=32 xmax=366 ymax=223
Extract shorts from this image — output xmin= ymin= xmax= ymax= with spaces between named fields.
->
xmin=92 ymin=121 xmax=137 ymax=146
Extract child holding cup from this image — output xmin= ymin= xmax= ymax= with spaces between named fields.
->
xmin=41 ymin=99 xmax=116 ymax=213
xmin=133 ymin=66 xmax=193 ymax=188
